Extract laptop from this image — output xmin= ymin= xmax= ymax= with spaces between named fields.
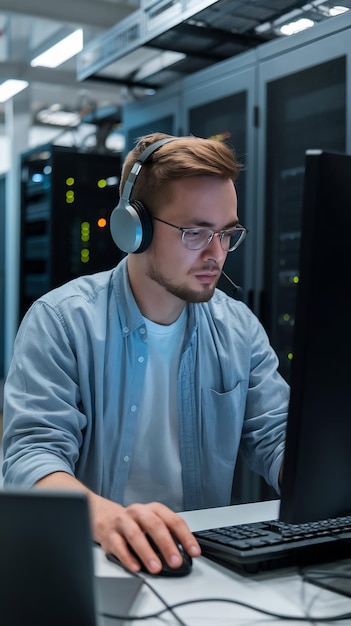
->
xmin=0 ymin=489 xmax=143 ymax=626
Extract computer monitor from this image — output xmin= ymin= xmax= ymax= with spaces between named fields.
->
xmin=280 ymin=149 xmax=351 ymax=524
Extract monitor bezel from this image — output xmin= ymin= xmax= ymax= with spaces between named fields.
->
xmin=279 ymin=149 xmax=351 ymax=524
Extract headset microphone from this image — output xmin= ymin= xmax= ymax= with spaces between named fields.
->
xmin=221 ymin=270 xmax=243 ymax=299
xmin=110 ymin=137 xmax=176 ymax=253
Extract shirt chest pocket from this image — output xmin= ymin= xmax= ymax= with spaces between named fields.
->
xmin=201 ymin=383 xmax=246 ymax=460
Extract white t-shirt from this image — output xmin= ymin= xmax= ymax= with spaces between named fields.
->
xmin=123 ymin=307 xmax=187 ymax=511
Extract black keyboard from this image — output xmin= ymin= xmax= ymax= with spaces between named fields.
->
xmin=194 ymin=515 xmax=351 ymax=573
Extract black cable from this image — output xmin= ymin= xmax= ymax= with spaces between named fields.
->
xmin=101 ymin=553 xmax=351 ymax=624
xmin=104 ymin=563 xmax=188 ymax=626
xmin=135 ymin=572 xmax=188 ymax=626
xmin=101 ymin=592 xmax=351 ymax=623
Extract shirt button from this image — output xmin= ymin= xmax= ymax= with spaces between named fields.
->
xmin=131 ymin=405 xmax=137 ymax=412
xmin=137 ymin=356 xmax=144 ymax=363
xmin=123 ymin=455 xmax=130 ymax=463
xmin=123 ymin=326 xmax=129 ymax=334
xmin=140 ymin=327 xmax=146 ymax=335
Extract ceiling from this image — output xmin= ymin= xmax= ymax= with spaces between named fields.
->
xmin=0 ymin=0 xmax=139 ymax=146
xmin=0 ymin=0 xmax=350 ymax=148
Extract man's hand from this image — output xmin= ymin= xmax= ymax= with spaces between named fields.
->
xmin=91 ymin=495 xmax=201 ymax=573
xmin=36 ymin=472 xmax=201 ymax=574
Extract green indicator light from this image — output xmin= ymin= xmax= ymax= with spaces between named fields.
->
xmin=81 ymin=249 xmax=90 ymax=263
xmin=282 ymin=313 xmax=290 ymax=322
xmin=81 ymin=222 xmax=90 ymax=240
xmin=287 ymin=352 xmax=293 ymax=361
xmin=66 ymin=197 xmax=74 ymax=204
xmin=66 ymin=177 xmax=75 ymax=186
xmin=98 ymin=179 xmax=107 ymax=189
xmin=293 ymin=275 xmax=299 ymax=284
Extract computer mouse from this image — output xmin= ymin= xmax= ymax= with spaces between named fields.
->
xmin=107 ymin=535 xmax=193 ymax=577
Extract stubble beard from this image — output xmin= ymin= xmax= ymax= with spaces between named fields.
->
xmin=147 ymin=262 xmax=219 ymax=303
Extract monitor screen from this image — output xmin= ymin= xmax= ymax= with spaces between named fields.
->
xmin=279 ymin=149 xmax=351 ymax=524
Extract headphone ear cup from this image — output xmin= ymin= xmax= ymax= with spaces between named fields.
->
xmin=110 ymin=137 xmax=176 ymax=253
xmin=131 ymin=200 xmax=153 ymax=253
xmin=110 ymin=199 xmax=153 ymax=253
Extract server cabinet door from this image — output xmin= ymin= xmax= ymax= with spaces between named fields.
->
xmin=257 ymin=26 xmax=349 ymax=382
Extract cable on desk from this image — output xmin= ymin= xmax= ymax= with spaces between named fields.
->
xmin=101 ymin=555 xmax=351 ymax=624
xmin=101 ymin=589 xmax=351 ymax=623
xmin=136 ymin=572 xmax=188 ymax=626
xmin=104 ymin=562 xmax=189 ymax=626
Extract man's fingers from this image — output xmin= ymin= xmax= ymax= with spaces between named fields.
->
xmin=145 ymin=502 xmax=202 ymax=560
xmin=110 ymin=534 xmax=163 ymax=574
xmin=91 ymin=499 xmax=201 ymax=574
xmin=103 ymin=513 xmax=165 ymax=574
xmin=123 ymin=502 xmax=201 ymax=569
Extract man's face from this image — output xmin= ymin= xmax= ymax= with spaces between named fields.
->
xmin=145 ymin=176 xmax=239 ymax=303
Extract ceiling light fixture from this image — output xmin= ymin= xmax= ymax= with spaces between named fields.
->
xmin=30 ymin=29 xmax=83 ymax=68
xmin=133 ymin=50 xmax=186 ymax=82
xmin=279 ymin=17 xmax=315 ymax=35
xmin=329 ymin=5 xmax=350 ymax=15
xmin=0 ymin=79 xmax=29 ymax=103
xmin=35 ymin=107 xmax=81 ymax=127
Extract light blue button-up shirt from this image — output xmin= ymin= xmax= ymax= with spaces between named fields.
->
xmin=2 ymin=258 xmax=289 ymax=510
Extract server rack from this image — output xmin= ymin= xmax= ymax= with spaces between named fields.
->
xmin=257 ymin=25 xmax=349 ymax=382
xmin=19 ymin=145 xmax=122 ymax=321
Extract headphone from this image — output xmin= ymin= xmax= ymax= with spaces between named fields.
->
xmin=110 ymin=137 xmax=177 ymax=253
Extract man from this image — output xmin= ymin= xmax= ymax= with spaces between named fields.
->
xmin=2 ymin=133 xmax=289 ymax=575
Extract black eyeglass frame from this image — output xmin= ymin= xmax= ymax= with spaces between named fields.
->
xmin=153 ymin=216 xmax=248 ymax=252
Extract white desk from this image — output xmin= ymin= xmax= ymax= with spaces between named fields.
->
xmin=94 ymin=500 xmax=351 ymax=625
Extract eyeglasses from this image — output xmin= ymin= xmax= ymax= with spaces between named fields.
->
xmin=153 ymin=217 xmax=248 ymax=252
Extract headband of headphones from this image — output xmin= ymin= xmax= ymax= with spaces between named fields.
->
xmin=110 ymin=137 xmax=176 ymax=253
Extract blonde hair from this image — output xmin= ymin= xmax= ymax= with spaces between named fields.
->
xmin=120 ymin=132 xmax=242 ymax=207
